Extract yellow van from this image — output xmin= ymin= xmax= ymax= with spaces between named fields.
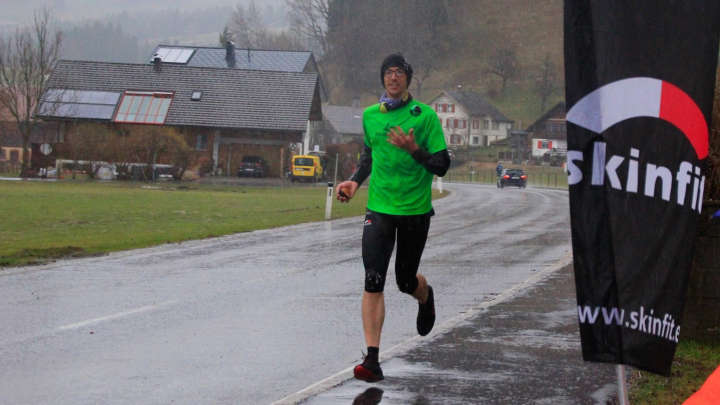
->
xmin=290 ymin=155 xmax=323 ymax=182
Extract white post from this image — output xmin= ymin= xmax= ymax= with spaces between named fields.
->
xmin=437 ymin=176 xmax=444 ymax=194
xmin=616 ymin=365 xmax=629 ymax=405
xmin=325 ymin=182 xmax=334 ymax=220
xmin=333 ymin=152 xmax=339 ymax=186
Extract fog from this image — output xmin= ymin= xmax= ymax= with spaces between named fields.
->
xmin=1 ymin=0 xmax=285 ymax=25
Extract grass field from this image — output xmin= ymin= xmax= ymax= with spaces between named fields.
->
xmin=1 ymin=180 xmax=423 ymax=267
xmin=629 ymin=337 xmax=720 ymax=404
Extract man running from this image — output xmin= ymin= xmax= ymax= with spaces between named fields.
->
xmin=336 ymin=53 xmax=451 ymax=382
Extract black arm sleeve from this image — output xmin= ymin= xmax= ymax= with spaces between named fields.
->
xmin=349 ymin=144 xmax=372 ymax=185
xmin=411 ymin=148 xmax=451 ymax=177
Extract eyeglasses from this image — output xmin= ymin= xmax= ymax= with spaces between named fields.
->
xmin=384 ymin=69 xmax=406 ymax=78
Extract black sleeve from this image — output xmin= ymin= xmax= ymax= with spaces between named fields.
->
xmin=411 ymin=148 xmax=451 ymax=177
xmin=349 ymin=144 xmax=372 ymax=185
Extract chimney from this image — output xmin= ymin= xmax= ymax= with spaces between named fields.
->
xmin=152 ymin=54 xmax=162 ymax=72
xmin=225 ymin=41 xmax=236 ymax=68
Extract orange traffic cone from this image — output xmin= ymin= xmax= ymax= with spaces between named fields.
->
xmin=684 ymin=366 xmax=720 ymax=405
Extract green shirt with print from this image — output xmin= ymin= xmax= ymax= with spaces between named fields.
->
xmin=362 ymin=100 xmax=447 ymax=215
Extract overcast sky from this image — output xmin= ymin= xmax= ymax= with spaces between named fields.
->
xmin=1 ymin=0 xmax=286 ymax=26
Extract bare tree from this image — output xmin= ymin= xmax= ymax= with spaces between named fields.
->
xmin=0 ymin=8 xmax=61 ymax=176
xmin=486 ymin=48 xmax=519 ymax=94
xmin=287 ymin=0 xmax=330 ymax=56
xmin=534 ymin=53 xmax=558 ymax=113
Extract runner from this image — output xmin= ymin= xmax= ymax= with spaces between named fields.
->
xmin=336 ymin=53 xmax=451 ymax=383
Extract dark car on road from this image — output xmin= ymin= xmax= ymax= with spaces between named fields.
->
xmin=499 ymin=168 xmax=527 ymax=188
xmin=237 ymin=155 xmax=267 ymax=177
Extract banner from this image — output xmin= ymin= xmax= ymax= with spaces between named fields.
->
xmin=564 ymin=1 xmax=720 ymax=375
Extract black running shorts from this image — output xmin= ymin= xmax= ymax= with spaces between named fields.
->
xmin=362 ymin=209 xmax=433 ymax=294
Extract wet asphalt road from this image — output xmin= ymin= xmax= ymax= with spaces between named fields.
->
xmin=0 ymin=183 xmax=578 ymax=404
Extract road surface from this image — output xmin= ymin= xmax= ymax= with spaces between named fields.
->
xmin=0 ymin=183 xmax=573 ymax=404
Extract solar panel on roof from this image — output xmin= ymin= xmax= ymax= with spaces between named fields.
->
xmin=155 ymin=47 xmax=195 ymax=64
xmin=38 ymin=89 xmax=121 ymax=120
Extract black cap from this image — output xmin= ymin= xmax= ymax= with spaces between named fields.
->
xmin=380 ymin=53 xmax=413 ymax=88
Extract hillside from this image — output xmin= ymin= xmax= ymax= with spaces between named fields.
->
xmin=336 ymin=0 xmax=564 ymax=129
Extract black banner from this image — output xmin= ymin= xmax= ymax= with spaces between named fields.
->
xmin=564 ymin=1 xmax=720 ymax=375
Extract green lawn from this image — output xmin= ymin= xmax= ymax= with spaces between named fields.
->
xmin=629 ymin=337 xmax=720 ymax=404
xmin=0 ymin=181 xmax=404 ymax=266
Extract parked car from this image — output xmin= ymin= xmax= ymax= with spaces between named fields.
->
xmin=499 ymin=168 xmax=527 ymax=188
xmin=237 ymin=156 xmax=267 ymax=177
xmin=290 ymin=154 xmax=323 ymax=182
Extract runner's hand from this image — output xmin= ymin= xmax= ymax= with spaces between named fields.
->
xmin=336 ymin=180 xmax=358 ymax=203
xmin=387 ymin=127 xmax=419 ymax=154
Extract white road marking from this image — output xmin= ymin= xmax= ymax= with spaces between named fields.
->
xmin=272 ymin=252 xmax=573 ymax=405
xmin=56 ymin=300 xmax=178 ymax=331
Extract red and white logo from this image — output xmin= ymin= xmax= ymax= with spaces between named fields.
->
xmin=567 ymin=77 xmax=708 ymax=159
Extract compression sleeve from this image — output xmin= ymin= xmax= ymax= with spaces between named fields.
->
xmin=349 ymin=144 xmax=372 ymax=185
xmin=411 ymin=148 xmax=451 ymax=177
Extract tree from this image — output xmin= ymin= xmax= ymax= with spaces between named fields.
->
xmin=534 ymin=54 xmax=558 ymax=113
xmin=129 ymin=126 xmax=191 ymax=181
xmin=287 ymin=0 xmax=330 ymax=56
xmin=0 ymin=8 xmax=62 ymax=176
xmin=219 ymin=25 xmax=233 ymax=48
xmin=324 ymin=0 xmax=451 ymax=101
xmin=486 ymin=48 xmax=519 ymax=94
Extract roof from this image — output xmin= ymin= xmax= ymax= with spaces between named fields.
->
xmin=323 ymin=104 xmax=364 ymax=135
xmin=38 ymin=60 xmax=320 ymax=132
xmin=526 ymin=102 xmax=566 ymax=132
xmin=151 ymin=45 xmax=314 ymax=72
xmin=443 ymin=90 xmax=513 ymax=123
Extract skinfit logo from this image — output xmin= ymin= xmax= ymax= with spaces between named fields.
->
xmin=566 ymin=77 xmax=708 ymax=213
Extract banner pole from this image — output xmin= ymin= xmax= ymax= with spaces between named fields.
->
xmin=616 ymin=365 xmax=629 ymax=405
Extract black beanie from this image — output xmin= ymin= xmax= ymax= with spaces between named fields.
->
xmin=380 ymin=53 xmax=413 ymax=88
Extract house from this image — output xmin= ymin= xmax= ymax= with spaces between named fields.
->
xmin=0 ymin=94 xmax=60 ymax=170
xmin=525 ymin=102 xmax=567 ymax=164
xmin=321 ymin=104 xmax=364 ymax=145
xmin=149 ymin=43 xmax=327 ymax=154
xmin=36 ymin=59 xmax=322 ymax=178
xmin=428 ymin=90 xmax=514 ymax=147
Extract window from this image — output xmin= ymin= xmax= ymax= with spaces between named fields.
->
xmin=191 ymin=91 xmax=202 ymax=101
xmin=472 ymin=136 xmax=479 ymax=145
xmin=462 ymin=120 xmax=467 ymax=129
xmin=472 ymin=120 xmax=479 ymax=129
xmin=483 ymin=120 xmax=490 ymax=129
xmin=492 ymin=121 xmax=499 ymax=130
xmin=114 ymin=91 xmax=173 ymax=124
xmin=453 ymin=119 xmax=459 ymax=128
xmin=537 ymin=140 xmax=553 ymax=149
xmin=196 ymin=134 xmax=208 ymax=150
xmin=450 ymin=134 xmax=462 ymax=144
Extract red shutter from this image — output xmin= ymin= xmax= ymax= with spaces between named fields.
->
xmin=538 ymin=140 xmax=543 ymax=148
xmin=446 ymin=118 xmax=450 ymax=128
xmin=454 ymin=119 xmax=458 ymax=128
xmin=435 ymin=103 xmax=438 ymax=112
xmin=451 ymin=104 xmax=455 ymax=113
xmin=549 ymin=141 xmax=553 ymax=149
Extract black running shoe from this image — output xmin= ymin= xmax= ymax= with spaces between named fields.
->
xmin=354 ymin=359 xmax=384 ymax=382
xmin=417 ymin=285 xmax=435 ymax=336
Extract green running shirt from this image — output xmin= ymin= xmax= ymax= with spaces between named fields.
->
xmin=362 ymin=100 xmax=447 ymax=215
